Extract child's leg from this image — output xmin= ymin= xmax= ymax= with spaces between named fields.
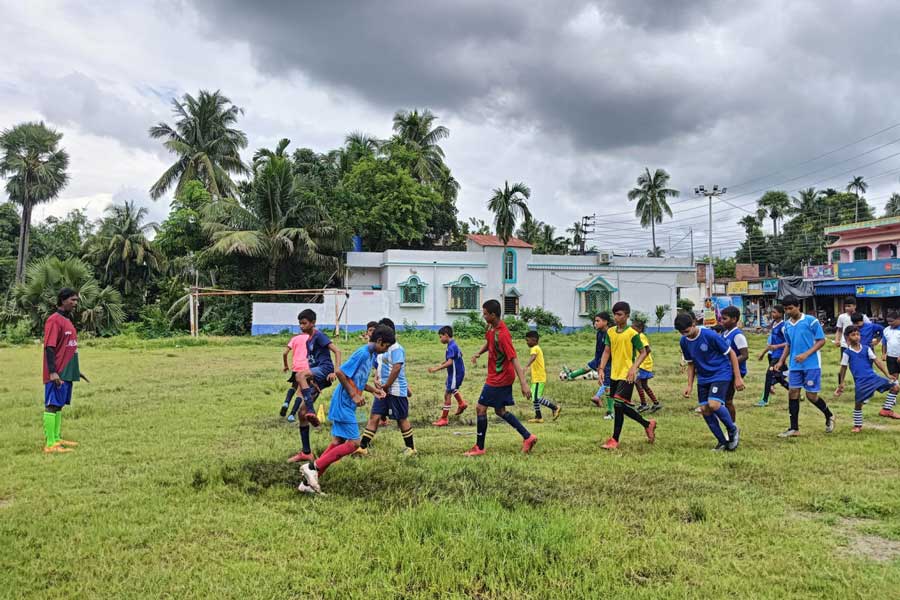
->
xmin=725 ymin=385 xmax=737 ymax=422
xmin=281 ymin=385 xmax=296 ymax=416
xmin=439 ymin=391 xmax=452 ymax=419
xmin=297 ymin=413 xmax=312 ymax=454
xmin=759 ymin=364 xmax=775 ymax=404
xmin=288 ymin=381 xmax=305 ymax=416
xmin=454 ymin=391 xmax=466 ymax=407
xmin=701 ymin=404 xmax=727 ymax=446
xmin=398 ymin=418 xmax=415 ymax=450
xmin=881 ymin=386 xmax=898 ymax=413
xmin=806 ymin=391 xmax=833 ymax=421
xmin=476 ymin=404 xmax=488 ymax=449
xmin=567 ymin=365 xmax=591 ymax=379
xmin=853 ymin=401 xmax=864 ymax=430
xmin=496 ymin=406 xmax=531 ymax=440
xmin=314 ymin=437 xmax=358 ymax=475
xmin=643 ymin=381 xmax=658 ymax=405
xmin=43 ymin=404 xmax=60 ymax=448
xmin=360 ymin=413 xmax=382 ymax=449
xmin=635 ymin=380 xmax=648 ymax=406
xmin=532 ymin=384 xmax=543 ymax=419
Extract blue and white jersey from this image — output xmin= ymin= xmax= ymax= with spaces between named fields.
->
xmin=377 ymin=342 xmax=408 ymax=397
xmin=783 ymin=314 xmax=825 ymax=370
xmin=768 ymin=320 xmax=786 ymax=360
xmin=722 ymin=327 xmax=748 ymax=377
xmin=858 ymin=322 xmax=884 ymax=348
xmin=329 ymin=344 xmax=377 ymax=423
xmin=680 ymin=327 xmax=734 ymax=384
xmin=883 ymin=326 xmax=900 ymax=358
xmin=306 ymin=330 xmax=334 ymax=373
xmin=841 ymin=345 xmax=881 ymax=386
xmin=446 ymin=339 xmax=465 ymax=388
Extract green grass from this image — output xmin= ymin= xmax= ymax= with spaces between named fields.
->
xmin=2 ymin=331 xmax=899 ymax=599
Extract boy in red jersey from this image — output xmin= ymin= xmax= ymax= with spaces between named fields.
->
xmin=42 ymin=288 xmax=85 ymax=454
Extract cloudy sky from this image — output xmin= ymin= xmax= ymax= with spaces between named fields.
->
xmin=3 ymin=0 xmax=900 ymax=258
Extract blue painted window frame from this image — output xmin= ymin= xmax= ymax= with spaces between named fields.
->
xmin=503 ymin=249 xmax=517 ymax=283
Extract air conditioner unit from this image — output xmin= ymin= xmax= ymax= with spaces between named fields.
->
xmin=598 ymin=252 xmax=611 ymax=264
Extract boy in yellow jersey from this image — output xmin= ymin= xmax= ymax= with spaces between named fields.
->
xmin=524 ymin=331 xmax=561 ymax=423
xmin=632 ymin=318 xmax=661 ymax=413
xmin=597 ymin=301 xmax=656 ymax=450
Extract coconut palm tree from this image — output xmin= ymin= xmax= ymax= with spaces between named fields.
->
xmin=390 ymin=109 xmax=449 ymax=184
xmin=757 ymin=190 xmax=791 ymax=238
xmin=516 ymin=217 xmax=543 ymax=245
xmin=738 ymin=214 xmax=762 ymax=236
xmin=488 ymin=181 xmax=531 ymax=311
xmin=0 ymin=122 xmax=70 ymax=283
xmin=885 ymin=193 xmax=900 ymax=218
xmin=627 ymin=168 xmax=679 ymax=253
xmin=567 ymin=221 xmax=586 ymax=254
xmin=537 ymin=223 xmax=567 ymax=255
xmin=149 ymin=90 xmax=249 ymax=200
xmin=203 ymin=155 xmax=342 ymax=288
xmin=847 ymin=175 xmax=868 ymax=222
xmin=252 ymin=138 xmax=292 ymax=173
xmin=790 ymin=187 xmax=821 ymax=216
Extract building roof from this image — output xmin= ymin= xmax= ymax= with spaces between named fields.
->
xmin=466 ymin=234 xmax=533 ymax=249
xmin=825 ymin=216 xmax=900 ymax=236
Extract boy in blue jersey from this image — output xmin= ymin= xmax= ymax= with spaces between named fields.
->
xmin=835 ymin=325 xmax=899 ymax=432
xmin=299 ymin=326 xmax=394 ymax=494
xmin=850 ymin=312 xmax=884 ymax=348
xmin=719 ymin=306 xmax=747 ymax=421
xmin=756 ymin=304 xmax=789 ymax=407
xmin=772 ymin=295 xmax=835 ymax=437
xmin=429 ymin=325 xmax=468 ymax=426
xmin=675 ymin=313 xmax=744 ymax=451
xmin=356 ymin=318 xmax=417 ymax=456
xmin=564 ymin=312 xmax=614 ymax=418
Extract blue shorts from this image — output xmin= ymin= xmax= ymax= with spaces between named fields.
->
xmin=854 ymin=376 xmax=895 ymax=403
xmin=331 ymin=420 xmax=360 ymax=440
xmin=638 ymin=369 xmax=654 ymax=380
xmin=446 ymin=374 xmax=465 ymax=393
xmin=371 ymin=394 xmax=409 ymax=420
xmin=789 ymin=369 xmax=821 ymax=393
xmin=478 ymin=384 xmax=514 ymax=408
xmin=44 ymin=381 xmax=73 ymax=408
xmin=697 ymin=380 xmax=732 ymax=406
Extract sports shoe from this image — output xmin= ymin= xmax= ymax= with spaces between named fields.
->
xmin=878 ymin=409 xmax=900 ymax=419
xmin=637 ymin=404 xmax=650 ymax=413
xmin=825 ymin=416 xmax=836 ymax=433
xmin=603 ymin=412 xmax=613 ymax=420
xmin=300 ymin=463 xmax=320 ymax=492
xmin=522 ymin=434 xmax=538 ymax=454
xmin=649 ymin=403 xmax=662 ymax=413
xmin=600 ymin=438 xmax=619 ymax=450
xmin=712 ymin=443 xmax=727 ymax=451
xmin=57 ymin=439 xmax=79 ymax=448
xmin=305 ymin=411 xmax=320 ymax=427
xmin=552 ymin=405 xmax=562 ymax=421
xmin=463 ymin=445 xmax=486 ymax=456
xmin=43 ymin=443 xmax=72 ymax=454
xmin=755 ymin=399 xmax=769 ymax=407
xmin=287 ymin=451 xmax=314 ymax=463
xmin=432 ymin=417 xmax=449 ymax=427
xmin=401 ymin=447 xmax=418 ymax=457
xmin=455 ymin=402 xmax=468 ymax=416
xmin=778 ymin=428 xmax=800 ymax=438
xmin=726 ymin=426 xmax=740 ymax=451
xmin=528 ymin=417 xmax=544 ymax=424
xmin=297 ymin=482 xmax=318 ymax=494
xmin=644 ymin=419 xmax=657 ymax=444
xmin=851 ymin=425 xmax=863 ymax=433
xmin=352 ymin=447 xmax=369 ymax=457
xmin=280 ymin=403 xmax=289 ymax=417
xmin=591 ymin=397 xmax=602 ymax=407
xmin=286 ymin=414 xmax=296 ymax=423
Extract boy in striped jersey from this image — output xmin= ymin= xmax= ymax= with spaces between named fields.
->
xmin=429 ymin=326 xmax=468 ymax=426
xmin=835 ymin=325 xmax=899 ymax=432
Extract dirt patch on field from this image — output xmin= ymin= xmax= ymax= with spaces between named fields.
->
xmin=0 ymin=496 xmax=13 ymax=509
xmin=795 ymin=512 xmax=900 ymax=562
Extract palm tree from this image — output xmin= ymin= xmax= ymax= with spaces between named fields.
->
xmin=847 ymin=175 xmax=868 ymax=222
xmin=83 ymin=200 xmax=163 ymax=297
xmin=390 ymin=109 xmax=449 ymax=184
xmin=149 ymin=90 xmax=249 ymax=200
xmin=203 ymin=155 xmax=342 ymax=288
xmin=488 ymin=181 xmax=531 ymax=311
xmin=252 ymin=138 xmax=292 ymax=173
xmin=790 ymin=187 xmax=820 ymax=216
xmin=567 ymin=221 xmax=586 ymax=254
xmin=647 ymin=246 xmax=665 ymax=257
xmin=738 ymin=214 xmax=762 ymax=236
xmin=885 ymin=193 xmax=900 ymax=218
xmin=537 ymin=223 xmax=567 ymax=255
xmin=757 ymin=190 xmax=791 ymax=237
xmin=468 ymin=217 xmax=492 ymax=235
xmin=0 ymin=122 xmax=70 ymax=283
xmin=516 ymin=217 xmax=542 ymax=245
xmin=627 ymin=168 xmax=679 ymax=253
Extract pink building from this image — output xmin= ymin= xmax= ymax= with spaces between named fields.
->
xmin=826 ymin=216 xmax=900 ymax=264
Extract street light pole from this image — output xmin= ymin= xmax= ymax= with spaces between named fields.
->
xmin=694 ymin=184 xmax=727 ymax=299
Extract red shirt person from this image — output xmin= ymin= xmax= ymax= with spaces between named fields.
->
xmin=41 ymin=288 xmax=82 ymax=453
xmin=464 ymin=299 xmax=537 ymax=456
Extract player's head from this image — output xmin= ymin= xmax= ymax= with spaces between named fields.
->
xmin=298 ymin=309 xmax=317 ymax=333
xmin=844 ymin=324 xmax=860 ymax=345
xmin=482 ymin=299 xmax=502 ymax=325
xmin=370 ymin=325 xmax=396 ymax=352
xmin=771 ymin=304 xmax=784 ymax=320
xmin=631 ymin=315 xmax=646 ymax=332
xmin=525 ymin=330 xmax=539 ymax=346
xmin=721 ymin=305 xmax=741 ymax=328
xmin=781 ymin=295 xmax=801 ymax=317
xmin=843 ymin=296 xmax=857 ymax=313
xmin=438 ymin=325 xmax=453 ymax=343
xmin=888 ymin=311 xmax=900 ymax=327
xmin=366 ymin=321 xmax=378 ymax=337
xmin=378 ymin=317 xmax=396 ymax=332
xmin=850 ymin=312 xmax=864 ymax=325
xmin=611 ymin=301 xmax=630 ymax=327
xmin=57 ymin=287 xmax=79 ymax=311
xmin=593 ymin=311 xmax=610 ymax=331
xmin=674 ymin=312 xmax=697 ymax=337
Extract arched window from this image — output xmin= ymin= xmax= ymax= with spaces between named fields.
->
xmin=445 ymin=274 xmax=485 ymax=311
xmin=503 ymin=249 xmax=516 ymax=283
xmin=398 ymin=275 xmax=427 ymax=306
xmin=853 ymin=247 xmax=869 ymax=262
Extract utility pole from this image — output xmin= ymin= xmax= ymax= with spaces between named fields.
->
xmin=690 ymin=226 xmax=694 ymax=265
xmin=580 ymin=213 xmax=596 ymax=255
xmin=694 ymin=184 xmax=727 ymax=298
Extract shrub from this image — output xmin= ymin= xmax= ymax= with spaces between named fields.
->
xmin=518 ymin=306 xmax=563 ymax=333
xmin=135 ymin=304 xmax=177 ymax=339
xmin=503 ymin=315 xmax=528 ymax=337
xmin=676 ymin=297 xmax=695 ymax=313
xmin=1 ymin=319 xmax=33 ymax=344
xmin=451 ymin=311 xmax=487 ymax=338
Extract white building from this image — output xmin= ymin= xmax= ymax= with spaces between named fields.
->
xmin=251 ymin=235 xmax=697 ymax=334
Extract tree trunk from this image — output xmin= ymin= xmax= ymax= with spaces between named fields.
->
xmin=651 ymin=219 xmax=656 ymax=255
xmin=15 ymin=200 xmax=33 ymax=284
xmin=772 ymin=218 xmax=777 ymax=239
xmin=500 ymin=244 xmax=506 ymax=317
xmin=268 ymin=261 xmax=277 ymax=290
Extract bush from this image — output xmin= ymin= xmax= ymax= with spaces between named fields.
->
xmin=1 ymin=319 xmax=33 ymax=344
xmin=518 ymin=306 xmax=563 ymax=333
xmin=135 ymin=304 xmax=177 ymax=339
xmin=503 ymin=315 xmax=528 ymax=337
xmin=677 ymin=297 xmax=695 ymax=313
xmin=451 ymin=311 xmax=487 ymax=338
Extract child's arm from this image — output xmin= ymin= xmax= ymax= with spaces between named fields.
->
xmin=428 ymin=358 xmax=453 ymax=373
xmin=335 ymin=368 xmax=364 ymax=405
xmin=327 ymin=342 xmax=341 ymax=381
xmin=597 ymin=347 xmax=611 ymax=383
xmin=627 ymin=347 xmax=649 ymax=383
xmin=282 ymin=347 xmax=291 ymax=372
xmin=383 ymin=363 xmax=402 ymax=391
xmin=510 ymin=357 xmax=532 ymax=400
xmin=524 ymin=353 xmax=537 ymax=370
xmin=835 ymin=365 xmax=848 ymax=396
xmin=874 ymin=355 xmax=893 ymax=380
xmin=471 ymin=341 xmax=489 ymax=365
xmin=736 ymin=346 xmax=749 ymax=366
xmin=728 ymin=349 xmax=745 ymax=390
xmin=364 ymin=383 xmax=386 ymax=398
xmin=773 ymin=343 xmax=790 ymax=371
xmin=683 ymin=363 xmax=695 ymax=398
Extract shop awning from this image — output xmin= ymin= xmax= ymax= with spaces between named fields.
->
xmin=815 ymin=277 xmax=900 ymax=296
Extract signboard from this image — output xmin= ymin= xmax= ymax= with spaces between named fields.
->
xmin=762 ymin=279 xmax=779 ymax=293
xmin=726 ymin=281 xmax=749 ymax=294
xmin=837 ymin=259 xmax=900 ymax=279
xmin=703 ymin=296 xmax=744 ymax=326
xmin=856 ymin=282 xmax=900 ymax=298
xmin=746 ymin=282 xmax=764 ymax=296
xmin=805 ymin=264 xmax=835 ymax=280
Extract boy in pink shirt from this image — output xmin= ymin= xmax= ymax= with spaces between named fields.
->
xmin=282 ymin=332 xmax=311 ymax=422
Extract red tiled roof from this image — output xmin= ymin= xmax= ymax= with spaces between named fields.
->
xmin=467 ymin=234 xmax=533 ymax=249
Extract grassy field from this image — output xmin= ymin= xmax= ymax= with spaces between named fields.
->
xmin=2 ymin=330 xmax=900 ymax=599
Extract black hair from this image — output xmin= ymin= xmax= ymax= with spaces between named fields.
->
xmin=772 ymin=304 xmax=785 ymax=315
xmin=594 ymin=311 xmax=610 ymax=322
xmin=378 ymin=317 xmax=396 ymax=332
xmin=482 ymin=299 xmax=501 ymax=317
xmin=843 ymin=325 xmax=860 ymax=337
xmin=612 ymin=301 xmax=630 ymax=315
xmin=57 ymin=288 xmax=78 ymax=306
xmin=525 ymin=330 xmax=539 ymax=340
xmin=366 ymin=321 xmax=378 ymax=329
xmin=781 ymin=295 xmax=801 ymax=308
xmin=298 ymin=309 xmax=317 ymax=322
xmin=674 ymin=312 xmax=694 ymax=332
xmin=843 ymin=296 xmax=857 ymax=306
xmin=721 ymin=305 xmax=741 ymax=321
xmin=711 ymin=324 xmax=724 ymax=334
xmin=370 ymin=325 xmax=396 ymax=346
xmin=438 ymin=325 xmax=453 ymax=337
xmin=887 ymin=311 xmax=899 ymax=320
xmin=850 ymin=312 xmax=864 ymax=324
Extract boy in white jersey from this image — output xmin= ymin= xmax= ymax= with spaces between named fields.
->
xmin=879 ymin=311 xmax=900 ymax=419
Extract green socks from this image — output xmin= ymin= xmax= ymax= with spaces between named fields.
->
xmin=568 ymin=368 xmax=590 ymax=379
xmin=606 ymin=395 xmax=614 ymax=414
xmin=55 ymin=411 xmax=62 ymax=441
xmin=43 ymin=412 xmax=58 ymax=447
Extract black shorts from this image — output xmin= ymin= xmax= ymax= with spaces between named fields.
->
xmin=888 ymin=356 xmax=900 ymax=376
xmin=371 ymin=394 xmax=409 ymax=420
xmin=609 ymin=379 xmax=634 ymax=403
xmin=478 ymin=384 xmax=515 ymax=408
